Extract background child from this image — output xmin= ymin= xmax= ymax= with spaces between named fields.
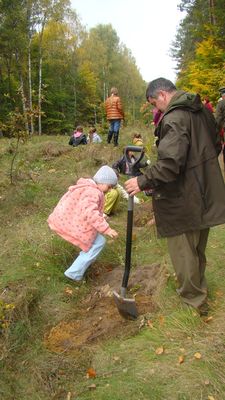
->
xmin=47 ymin=166 xmax=118 ymax=281
xmin=103 ymin=181 xmax=141 ymax=217
xmin=88 ymin=127 xmax=102 ymax=143
xmin=104 ymin=151 xmax=147 ymax=217
xmin=69 ymin=125 xmax=87 ymax=146
xmin=132 ymin=133 xmax=143 ymax=146
xmin=112 ymin=148 xmax=150 ymax=177
xmin=203 ymin=96 xmax=214 ymax=113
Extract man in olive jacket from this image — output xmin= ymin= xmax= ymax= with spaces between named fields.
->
xmin=125 ymin=78 xmax=225 ymax=314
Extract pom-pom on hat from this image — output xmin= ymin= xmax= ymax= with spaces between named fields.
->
xmin=93 ymin=166 xmax=118 ymax=186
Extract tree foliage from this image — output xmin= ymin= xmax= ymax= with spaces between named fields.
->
xmin=0 ymin=1 xmax=145 ymax=134
xmin=2 ymin=1 xmax=224 ymax=133
xmin=172 ymin=0 xmax=225 ymax=103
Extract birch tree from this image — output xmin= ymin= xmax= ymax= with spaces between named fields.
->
xmin=34 ymin=0 xmax=71 ymax=135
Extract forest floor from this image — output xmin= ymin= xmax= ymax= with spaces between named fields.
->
xmin=0 ymin=126 xmax=225 ymax=400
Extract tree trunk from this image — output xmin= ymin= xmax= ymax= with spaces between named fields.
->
xmin=38 ymin=51 xmax=42 ymax=135
xmin=38 ymin=16 xmax=46 ymax=136
xmin=209 ymin=0 xmax=216 ymax=25
xmin=15 ymin=50 xmax=29 ymax=136
xmin=6 ymin=58 xmax=12 ymax=97
xmin=94 ymin=106 xmax=97 ymax=125
xmin=28 ymin=37 xmax=34 ymax=135
xmin=73 ymin=83 xmax=77 ymax=125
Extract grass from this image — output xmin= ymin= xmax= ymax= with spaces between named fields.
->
xmin=0 ymin=127 xmax=225 ymax=400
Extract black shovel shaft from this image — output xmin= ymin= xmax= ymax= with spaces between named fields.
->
xmin=121 ymin=145 xmax=144 ymax=290
xmin=122 ymin=195 xmax=133 ymax=289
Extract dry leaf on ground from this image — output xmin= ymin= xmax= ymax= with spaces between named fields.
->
xmin=88 ymin=383 xmax=96 ymax=390
xmin=178 ymin=355 xmax=185 ymax=364
xmin=204 ymin=316 xmax=213 ymax=323
xmin=147 ymin=320 xmax=154 ymax=328
xmin=86 ymin=368 xmax=96 ymax=378
xmin=64 ymin=288 xmax=73 ymax=296
xmin=113 ymin=356 xmax=120 ymax=362
xmin=155 ymin=346 xmax=164 ymax=355
xmin=158 ymin=315 xmax=165 ymax=326
xmin=194 ymin=352 xmax=202 ymax=359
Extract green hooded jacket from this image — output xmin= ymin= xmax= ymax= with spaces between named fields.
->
xmin=138 ymin=91 xmax=225 ymax=237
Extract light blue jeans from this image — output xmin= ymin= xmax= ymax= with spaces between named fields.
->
xmin=64 ymin=234 xmax=106 ymax=281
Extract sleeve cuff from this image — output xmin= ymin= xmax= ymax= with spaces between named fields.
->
xmin=137 ymin=174 xmax=152 ymax=190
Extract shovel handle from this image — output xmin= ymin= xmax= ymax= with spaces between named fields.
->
xmin=122 ymin=195 xmax=134 ymax=289
xmin=124 ymin=145 xmax=145 ymax=176
xmin=121 ymin=146 xmax=144 ymax=290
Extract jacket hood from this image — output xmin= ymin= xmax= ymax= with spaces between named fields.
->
xmin=165 ymin=90 xmax=203 ymax=115
xmin=68 ymin=178 xmax=97 ymax=192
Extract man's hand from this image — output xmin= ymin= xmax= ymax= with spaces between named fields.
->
xmin=125 ymin=177 xmax=141 ymax=196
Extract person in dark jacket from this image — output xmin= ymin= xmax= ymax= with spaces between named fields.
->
xmin=215 ymin=87 xmax=225 ymax=170
xmin=69 ymin=126 xmax=87 ymax=147
xmin=125 ymin=77 xmax=225 ymax=315
xmin=112 ymin=148 xmax=150 ymax=177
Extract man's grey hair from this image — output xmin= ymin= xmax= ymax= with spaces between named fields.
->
xmin=146 ymin=78 xmax=177 ymax=99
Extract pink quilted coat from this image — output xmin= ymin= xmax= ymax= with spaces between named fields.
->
xmin=47 ymin=178 xmax=110 ymax=252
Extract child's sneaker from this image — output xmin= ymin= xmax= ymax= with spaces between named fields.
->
xmin=64 ymin=272 xmax=83 ymax=282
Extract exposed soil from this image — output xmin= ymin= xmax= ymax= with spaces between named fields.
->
xmin=44 ymin=263 xmax=166 ymax=354
xmin=133 ymin=200 xmax=154 ymax=227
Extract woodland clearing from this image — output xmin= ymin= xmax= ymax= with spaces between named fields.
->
xmin=0 ymin=126 xmax=225 ymax=400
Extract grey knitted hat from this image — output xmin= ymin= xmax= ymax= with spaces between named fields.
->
xmin=93 ymin=166 xmax=118 ymax=186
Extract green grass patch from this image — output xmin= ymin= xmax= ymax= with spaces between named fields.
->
xmin=0 ymin=127 xmax=225 ymax=400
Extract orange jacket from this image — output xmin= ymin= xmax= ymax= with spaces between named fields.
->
xmin=105 ymin=94 xmax=124 ymax=120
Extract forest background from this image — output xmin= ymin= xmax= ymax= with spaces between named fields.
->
xmin=0 ymin=0 xmax=225 ymax=138
xmin=1 ymin=1 xmax=225 ymax=399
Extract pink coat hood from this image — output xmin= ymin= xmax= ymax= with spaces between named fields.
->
xmin=47 ymin=178 xmax=110 ymax=251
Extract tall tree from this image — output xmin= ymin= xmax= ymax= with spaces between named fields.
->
xmin=33 ymin=0 xmax=71 ymax=134
xmin=172 ymin=0 xmax=225 ymax=97
xmin=0 ymin=0 xmax=29 ymax=133
xmin=79 ymin=24 xmax=145 ymax=123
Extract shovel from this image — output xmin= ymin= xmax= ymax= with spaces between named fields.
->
xmin=113 ymin=145 xmax=145 ymax=320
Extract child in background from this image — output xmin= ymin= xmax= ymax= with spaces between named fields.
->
xmin=104 ymin=183 xmax=121 ymax=217
xmin=112 ymin=148 xmax=150 ymax=177
xmin=88 ymin=127 xmax=102 ymax=143
xmin=203 ymin=97 xmax=214 ymax=113
xmin=152 ymin=108 xmax=163 ymax=126
xmin=103 ymin=148 xmax=150 ymax=217
xmin=103 ymin=180 xmax=142 ymax=217
xmin=132 ymin=133 xmax=144 ymax=146
xmin=47 ymin=166 xmax=118 ymax=281
xmin=69 ymin=126 xmax=87 ymax=146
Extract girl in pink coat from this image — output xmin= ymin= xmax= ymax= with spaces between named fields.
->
xmin=48 ymin=166 xmax=118 ymax=281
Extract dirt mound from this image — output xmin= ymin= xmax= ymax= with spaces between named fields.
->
xmin=41 ymin=142 xmax=71 ymax=159
xmin=133 ymin=200 xmax=154 ymax=227
xmin=44 ymin=263 xmax=166 ymax=354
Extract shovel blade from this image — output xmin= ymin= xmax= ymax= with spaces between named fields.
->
xmin=113 ymin=290 xmax=138 ymax=320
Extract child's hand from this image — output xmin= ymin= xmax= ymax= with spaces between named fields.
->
xmin=106 ymin=228 xmax=118 ymax=238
